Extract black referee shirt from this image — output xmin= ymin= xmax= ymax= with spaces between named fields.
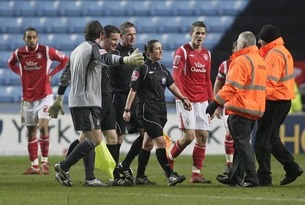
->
xmin=110 ymin=44 xmax=137 ymax=93
xmin=130 ymin=58 xmax=174 ymax=103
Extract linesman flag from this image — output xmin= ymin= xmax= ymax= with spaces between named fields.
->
xmin=94 ymin=141 xmax=116 ymax=180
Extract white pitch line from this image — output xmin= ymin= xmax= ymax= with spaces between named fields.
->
xmin=110 ymin=192 xmax=305 ymax=202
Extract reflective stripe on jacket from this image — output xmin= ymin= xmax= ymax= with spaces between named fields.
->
xmin=259 ymin=37 xmax=295 ymax=100
xmin=215 ymin=45 xmax=267 ymax=120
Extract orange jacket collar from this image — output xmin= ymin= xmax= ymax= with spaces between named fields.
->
xmin=230 ymin=45 xmax=259 ymax=60
xmin=259 ymin=37 xmax=284 ymax=57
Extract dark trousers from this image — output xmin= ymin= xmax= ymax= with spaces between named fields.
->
xmin=228 ymin=115 xmax=259 ymax=185
xmin=255 ymin=100 xmax=298 ymax=184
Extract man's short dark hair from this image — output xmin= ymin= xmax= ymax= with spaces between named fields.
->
xmin=119 ymin=21 xmax=136 ymax=35
xmin=191 ymin=21 xmax=207 ymax=33
xmin=104 ymin=25 xmax=120 ymax=39
xmin=23 ymin=27 xmax=38 ymax=39
xmin=84 ymin=20 xmax=104 ymax=41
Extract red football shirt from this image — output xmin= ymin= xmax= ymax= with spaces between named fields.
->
xmin=216 ymin=59 xmax=231 ymax=83
xmin=8 ymin=44 xmax=69 ymax=102
xmin=172 ymin=43 xmax=213 ymax=102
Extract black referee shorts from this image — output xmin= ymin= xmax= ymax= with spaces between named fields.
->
xmin=138 ymin=103 xmax=167 ymax=139
xmin=70 ymin=107 xmax=102 ymax=131
xmin=101 ymin=95 xmax=116 ymax=131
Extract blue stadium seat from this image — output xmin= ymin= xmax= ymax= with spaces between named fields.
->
xmin=0 ymin=69 xmax=10 ymax=85
xmin=173 ymin=1 xmax=197 ymax=16
xmin=45 ymin=17 xmax=70 ymax=33
xmin=196 ymin=0 xmax=221 ymax=15
xmin=207 ymin=16 xmax=235 ymax=32
xmin=136 ymin=17 xmax=161 ymax=33
xmin=220 ymin=0 xmax=249 ymax=15
xmin=0 ymin=51 xmax=12 ymax=69
xmin=37 ymin=1 xmax=60 ymax=16
xmin=0 ymin=1 xmax=16 ymax=17
xmin=0 ymin=34 xmax=23 ymax=50
xmin=3 ymin=17 xmax=25 ymax=33
xmin=39 ymin=34 xmax=60 ymax=49
xmin=83 ymin=1 xmax=107 ymax=16
xmin=105 ymin=1 xmax=129 ymax=16
xmin=59 ymin=1 xmax=84 ymax=16
xmin=18 ymin=17 xmax=48 ymax=33
xmin=67 ymin=17 xmax=94 ymax=33
xmin=159 ymin=17 xmax=184 ymax=33
xmin=15 ymin=1 xmax=38 ymax=17
xmin=0 ymin=86 xmax=22 ymax=103
xmin=161 ymin=51 xmax=174 ymax=70
xmin=127 ymin=1 xmax=152 ymax=16
xmin=150 ymin=1 xmax=174 ymax=16
xmin=54 ymin=34 xmax=83 ymax=50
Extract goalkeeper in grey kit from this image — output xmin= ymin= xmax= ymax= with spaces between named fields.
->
xmin=48 ymin=20 xmax=144 ymax=186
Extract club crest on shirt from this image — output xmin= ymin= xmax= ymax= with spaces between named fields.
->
xmin=203 ymin=54 xmax=209 ymax=61
xmin=36 ymin=52 xmax=42 ymax=59
xmin=131 ymin=70 xmax=140 ymax=82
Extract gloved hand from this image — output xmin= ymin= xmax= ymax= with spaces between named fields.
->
xmin=123 ymin=48 xmax=144 ymax=66
xmin=48 ymin=95 xmax=64 ymax=119
xmin=206 ymin=101 xmax=219 ymax=116
xmin=20 ymin=99 xmax=25 ymax=124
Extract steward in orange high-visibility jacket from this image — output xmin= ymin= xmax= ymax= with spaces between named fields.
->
xmin=206 ymin=31 xmax=267 ymax=187
xmin=215 ymin=44 xmax=267 ymax=120
xmin=255 ymin=24 xmax=303 ymax=187
xmin=259 ymin=37 xmax=295 ymax=100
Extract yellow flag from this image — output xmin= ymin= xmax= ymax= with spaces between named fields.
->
xmin=94 ymin=141 xmax=116 ymax=180
xmin=163 ymin=132 xmax=172 ymax=154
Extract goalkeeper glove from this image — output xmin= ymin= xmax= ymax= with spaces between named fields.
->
xmin=123 ymin=48 xmax=144 ymax=66
xmin=206 ymin=101 xmax=219 ymax=116
xmin=49 ymin=95 xmax=64 ymax=119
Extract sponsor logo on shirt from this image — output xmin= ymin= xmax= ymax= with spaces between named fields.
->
xmin=131 ymin=70 xmax=140 ymax=82
xmin=191 ymin=62 xmax=206 ymax=73
xmin=24 ymin=61 xmax=42 ymax=70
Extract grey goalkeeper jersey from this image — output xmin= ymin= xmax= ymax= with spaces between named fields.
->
xmin=60 ymin=40 xmax=122 ymax=108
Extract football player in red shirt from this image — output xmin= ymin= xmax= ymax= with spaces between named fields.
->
xmin=168 ymin=21 xmax=213 ymax=183
xmin=8 ymin=27 xmax=69 ymax=175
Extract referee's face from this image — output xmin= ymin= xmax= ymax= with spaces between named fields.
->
xmin=121 ymin=27 xmax=136 ymax=47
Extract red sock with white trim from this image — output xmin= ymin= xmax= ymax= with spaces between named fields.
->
xmin=192 ymin=143 xmax=206 ymax=173
xmin=39 ymin=135 xmax=49 ymax=163
xmin=28 ymin=138 xmax=38 ymax=166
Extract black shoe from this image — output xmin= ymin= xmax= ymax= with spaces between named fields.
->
xmin=135 ymin=175 xmax=157 ymax=185
xmin=117 ymin=163 xmax=134 ymax=183
xmin=110 ymin=177 xmax=134 ymax=186
xmin=167 ymin=172 xmax=186 ymax=186
xmin=216 ymin=174 xmax=232 ymax=185
xmin=280 ymin=167 xmax=303 ymax=186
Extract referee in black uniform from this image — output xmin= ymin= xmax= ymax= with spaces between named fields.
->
xmin=123 ymin=39 xmax=192 ymax=186
xmin=110 ymin=22 xmax=148 ymax=181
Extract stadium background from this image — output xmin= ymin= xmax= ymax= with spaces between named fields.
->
xmin=0 ymin=0 xmax=304 ymax=155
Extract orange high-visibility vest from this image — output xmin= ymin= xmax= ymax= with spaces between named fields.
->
xmin=216 ymin=45 xmax=267 ymax=120
xmin=259 ymin=37 xmax=295 ymax=100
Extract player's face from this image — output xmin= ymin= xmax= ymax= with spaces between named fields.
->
xmin=121 ymin=27 xmax=136 ymax=47
xmin=24 ymin=31 xmax=38 ymax=49
xmin=104 ymin=32 xmax=120 ymax=52
xmin=149 ymin=42 xmax=163 ymax=62
xmin=190 ymin=26 xmax=206 ymax=47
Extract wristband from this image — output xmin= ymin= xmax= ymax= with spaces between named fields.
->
xmin=181 ymin=97 xmax=187 ymax=102
xmin=124 ymin=108 xmax=130 ymax=112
